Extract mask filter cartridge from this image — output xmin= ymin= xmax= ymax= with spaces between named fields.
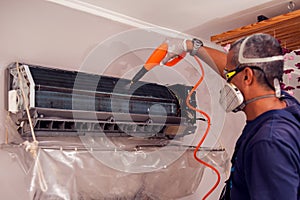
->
xmin=219 ymin=83 xmax=245 ymax=113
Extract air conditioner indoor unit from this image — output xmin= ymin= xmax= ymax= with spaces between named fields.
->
xmin=6 ymin=62 xmax=197 ymax=139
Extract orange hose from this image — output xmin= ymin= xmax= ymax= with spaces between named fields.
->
xmin=186 ymin=56 xmax=221 ymax=200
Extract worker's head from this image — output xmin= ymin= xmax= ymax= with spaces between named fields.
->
xmin=219 ymin=33 xmax=284 ymax=112
xmin=228 ymin=33 xmax=284 ymax=89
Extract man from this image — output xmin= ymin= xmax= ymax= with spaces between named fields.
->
xmin=164 ymin=33 xmax=300 ymax=200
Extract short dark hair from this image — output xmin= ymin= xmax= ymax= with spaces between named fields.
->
xmin=230 ymin=33 xmax=284 ymax=90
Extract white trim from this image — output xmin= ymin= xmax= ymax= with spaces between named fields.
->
xmin=46 ymin=0 xmax=187 ymax=38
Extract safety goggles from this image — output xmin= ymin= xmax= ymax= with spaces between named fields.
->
xmin=224 ymin=66 xmax=244 ymax=83
xmin=223 ymin=65 xmax=263 ymax=83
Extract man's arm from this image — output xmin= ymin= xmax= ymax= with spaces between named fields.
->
xmin=185 ymin=40 xmax=227 ymax=77
xmin=163 ymin=38 xmax=227 ymax=77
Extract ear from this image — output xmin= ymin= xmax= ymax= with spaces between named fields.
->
xmin=243 ymin=67 xmax=254 ymax=85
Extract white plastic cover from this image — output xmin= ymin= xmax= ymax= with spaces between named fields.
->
xmin=2 ymin=113 xmax=229 ymax=200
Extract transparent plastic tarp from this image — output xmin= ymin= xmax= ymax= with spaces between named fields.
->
xmin=1 ymin=117 xmax=229 ymax=200
xmin=1 ymin=142 xmax=228 ymax=200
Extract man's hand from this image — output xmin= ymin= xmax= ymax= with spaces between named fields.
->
xmin=162 ymin=37 xmax=191 ymax=64
xmin=161 ymin=37 xmax=226 ymax=76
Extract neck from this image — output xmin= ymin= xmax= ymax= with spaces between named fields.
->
xmin=244 ymin=94 xmax=286 ymax=120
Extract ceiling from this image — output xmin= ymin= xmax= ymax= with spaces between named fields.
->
xmin=47 ymin=0 xmax=300 ymax=40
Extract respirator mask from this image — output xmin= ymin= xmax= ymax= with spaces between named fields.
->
xmin=219 ymin=82 xmax=245 ymax=113
xmin=219 ymin=35 xmax=284 ymax=113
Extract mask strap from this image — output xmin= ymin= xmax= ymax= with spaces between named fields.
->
xmin=245 ymin=94 xmax=275 ymax=105
xmin=233 ymin=94 xmax=275 ymax=112
xmin=238 ymin=36 xmax=284 ymax=64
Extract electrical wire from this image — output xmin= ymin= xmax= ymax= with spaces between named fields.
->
xmin=186 ymin=56 xmax=221 ymax=200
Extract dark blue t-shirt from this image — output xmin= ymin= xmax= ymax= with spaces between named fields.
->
xmin=231 ymin=93 xmax=300 ymax=200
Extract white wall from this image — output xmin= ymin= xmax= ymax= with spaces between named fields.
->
xmin=0 ymin=0 xmax=245 ymax=199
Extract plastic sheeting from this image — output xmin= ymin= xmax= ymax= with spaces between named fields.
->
xmin=2 ymin=103 xmax=229 ymax=200
xmin=1 ymin=142 xmax=228 ymax=200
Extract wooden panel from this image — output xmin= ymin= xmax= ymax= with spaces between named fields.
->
xmin=211 ymin=9 xmax=300 ymax=50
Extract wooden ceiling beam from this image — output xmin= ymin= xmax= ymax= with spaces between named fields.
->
xmin=211 ymin=9 xmax=300 ymax=50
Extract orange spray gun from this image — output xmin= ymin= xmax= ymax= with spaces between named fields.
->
xmin=129 ymin=42 xmax=187 ymax=86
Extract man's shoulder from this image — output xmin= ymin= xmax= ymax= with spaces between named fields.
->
xmin=245 ymin=109 xmax=299 ymax=147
